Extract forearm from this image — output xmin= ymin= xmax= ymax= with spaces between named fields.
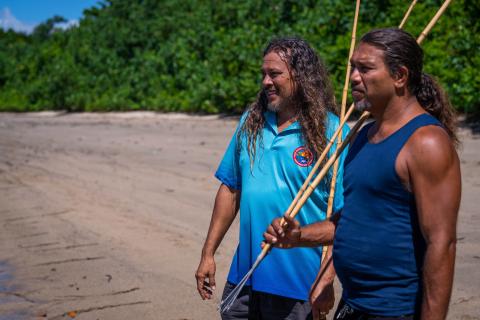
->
xmin=201 ymin=184 xmax=240 ymax=257
xmin=421 ymin=240 xmax=456 ymax=320
xmin=316 ymin=246 xmax=336 ymax=284
xmin=309 ymin=245 xmax=336 ymax=314
xmin=296 ymin=214 xmax=338 ymax=247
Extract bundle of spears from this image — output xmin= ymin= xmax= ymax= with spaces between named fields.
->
xmin=219 ymin=0 xmax=453 ymax=315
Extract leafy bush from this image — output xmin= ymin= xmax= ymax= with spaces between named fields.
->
xmin=0 ymin=0 xmax=478 ymax=114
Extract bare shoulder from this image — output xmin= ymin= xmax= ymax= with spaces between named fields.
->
xmin=406 ymin=125 xmax=459 ymax=178
xmin=405 ymin=125 xmax=461 ymax=241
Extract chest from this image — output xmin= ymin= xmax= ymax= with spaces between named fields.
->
xmin=238 ymin=127 xmax=323 ymax=192
xmin=344 ymin=139 xmax=411 ymax=201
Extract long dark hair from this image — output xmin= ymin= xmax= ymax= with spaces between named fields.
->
xmin=360 ymin=28 xmax=458 ymax=146
xmin=238 ymin=37 xmax=338 ymax=165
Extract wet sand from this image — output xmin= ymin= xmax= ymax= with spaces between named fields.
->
xmin=0 ymin=112 xmax=478 ymax=319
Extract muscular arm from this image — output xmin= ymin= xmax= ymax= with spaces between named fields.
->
xmin=195 ymin=183 xmax=240 ymax=299
xmin=405 ymin=127 xmax=461 ymax=319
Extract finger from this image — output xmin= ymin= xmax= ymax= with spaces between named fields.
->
xmin=202 ymin=280 xmax=213 ymax=299
xmin=196 ymin=275 xmax=207 ymax=300
xmin=284 ymin=214 xmax=299 ymax=228
xmin=266 ymin=224 xmax=277 ymax=236
xmin=263 ymin=232 xmax=277 ymax=245
xmin=272 ymin=218 xmax=285 ymax=237
xmin=203 ymin=280 xmax=213 ymax=293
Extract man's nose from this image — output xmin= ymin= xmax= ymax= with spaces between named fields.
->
xmin=350 ymin=68 xmax=361 ymax=86
xmin=262 ymin=74 xmax=273 ymax=88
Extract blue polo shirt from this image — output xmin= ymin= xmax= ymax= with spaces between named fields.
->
xmin=215 ymin=111 xmax=349 ymax=301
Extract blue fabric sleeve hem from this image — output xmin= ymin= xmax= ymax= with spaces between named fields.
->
xmin=215 ymin=171 xmax=241 ymax=190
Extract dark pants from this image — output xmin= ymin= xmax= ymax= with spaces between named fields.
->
xmin=333 ymin=299 xmax=415 ymax=320
xmin=220 ymin=281 xmax=313 ymax=320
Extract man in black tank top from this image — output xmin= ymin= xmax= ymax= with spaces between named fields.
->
xmin=262 ymin=28 xmax=461 ymax=320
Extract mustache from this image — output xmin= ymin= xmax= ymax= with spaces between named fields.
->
xmin=351 ymin=87 xmax=365 ymax=93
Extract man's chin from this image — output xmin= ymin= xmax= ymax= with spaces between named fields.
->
xmin=354 ymin=100 xmax=371 ymax=112
xmin=267 ymin=102 xmax=282 ymax=113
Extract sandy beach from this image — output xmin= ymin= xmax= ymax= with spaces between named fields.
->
xmin=0 ymin=112 xmax=478 ymax=320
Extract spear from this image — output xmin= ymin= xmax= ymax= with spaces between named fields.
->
xmin=399 ymin=0 xmax=417 ymax=29
xmin=322 ymin=0 xmax=361 ymax=262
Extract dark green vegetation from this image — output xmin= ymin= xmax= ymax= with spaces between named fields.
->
xmin=0 ymin=0 xmax=478 ymax=114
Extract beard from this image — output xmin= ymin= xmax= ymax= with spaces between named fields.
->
xmin=354 ymin=99 xmax=372 ymax=112
xmin=266 ymin=93 xmax=293 ymax=113
xmin=267 ymin=101 xmax=282 ymax=112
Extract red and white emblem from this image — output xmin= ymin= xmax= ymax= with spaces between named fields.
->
xmin=293 ymin=146 xmax=313 ymax=167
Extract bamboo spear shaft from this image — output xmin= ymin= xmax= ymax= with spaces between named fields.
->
xmin=417 ymin=0 xmax=453 ymax=44
xmin=399 ymin=0 xmax=417 ymax=29
xmin=322 ymin=0 xmax=361 ymax=262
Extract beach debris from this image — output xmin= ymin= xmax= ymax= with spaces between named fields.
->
xmin=67 ymin=310 xmax=77 ymax=318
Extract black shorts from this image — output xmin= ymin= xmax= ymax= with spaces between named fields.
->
xmin=220 ymin=281 xmax=313 ymax=320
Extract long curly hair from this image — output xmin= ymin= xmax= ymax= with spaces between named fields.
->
xmin=238 ymin=37 xmax=338 ymax=166
xmin=360 ymin=28 xmax=459 ymax=146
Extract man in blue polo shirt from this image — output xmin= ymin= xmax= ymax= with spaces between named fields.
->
xmin=195 ymin=37 xmax=349 ymax=319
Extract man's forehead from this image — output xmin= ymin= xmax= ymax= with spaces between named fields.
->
xmin=352 ymin=43 xmax=384 ymax=63
xmin=262 ymin=51 xmax=289 ymax=68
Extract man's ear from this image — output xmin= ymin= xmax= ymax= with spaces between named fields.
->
xmin=393 ymin=66 xmax=409 ymax=89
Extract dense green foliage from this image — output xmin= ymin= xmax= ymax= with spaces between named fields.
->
xmin=0 ymin=0 xmax=478 ymax=114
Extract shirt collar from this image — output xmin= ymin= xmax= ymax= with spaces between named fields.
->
xmin=264 ymin=111 xmax=300 ymax=134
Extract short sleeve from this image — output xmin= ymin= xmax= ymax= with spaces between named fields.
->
xmin=214 ymin=114 xmax=246 ymax=190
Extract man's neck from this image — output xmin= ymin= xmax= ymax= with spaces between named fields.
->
xmin=276 ymin=107 xmax=298 ymax=133
xmin=369 ymin=95 xmax=425 ymax=142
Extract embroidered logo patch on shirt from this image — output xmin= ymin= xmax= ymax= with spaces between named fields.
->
xmin=293 ymin=146 xmax=313 ymax=167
